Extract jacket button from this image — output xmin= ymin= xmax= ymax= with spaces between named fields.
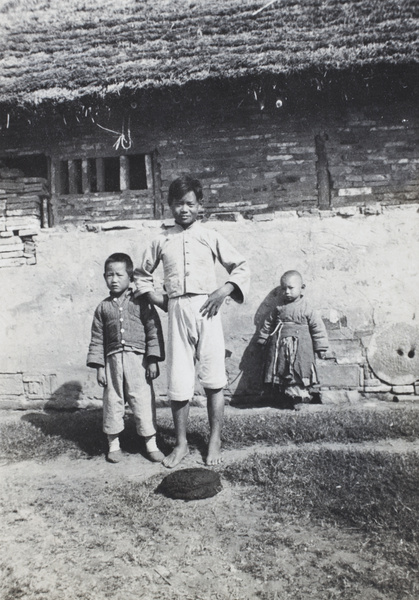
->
xmin=121 ymin=340 xmax=126 ymax=345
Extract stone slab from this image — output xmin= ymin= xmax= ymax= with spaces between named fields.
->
xmin=316 ymin=363 xmax=361 ymax=388
xmin=0 ymin=373 xmax=24 ymax=396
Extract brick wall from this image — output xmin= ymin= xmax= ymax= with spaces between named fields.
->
xmin=0 ymin=97 xmax=417 ymax=229
xmin=0 ymin=167 xmax=47 ymax=267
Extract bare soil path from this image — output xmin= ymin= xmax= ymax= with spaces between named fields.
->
xmin=1 ymin=405 xmax=418 ymax=600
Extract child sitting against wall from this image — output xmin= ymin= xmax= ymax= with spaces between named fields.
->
xmin=257 ymin=270 xmax=328 ymax=409
xmin=87 ymin=253 xmax=165 ymax=463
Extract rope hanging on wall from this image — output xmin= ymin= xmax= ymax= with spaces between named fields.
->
xmin=96 ymin=117 xmax=132 ymax=150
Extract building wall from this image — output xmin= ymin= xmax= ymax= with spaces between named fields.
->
xmin=0 ymin=204 xmax=418 ymax=408
xmin=0 ymin=98 xmax=418 ymax=229
xmin=0 ymin=96 xmax=418 ymax=408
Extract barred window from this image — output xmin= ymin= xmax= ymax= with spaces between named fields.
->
xmin=57 ymin=154 xmax=151 ymax=195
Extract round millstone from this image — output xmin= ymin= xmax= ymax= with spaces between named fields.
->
xmin=367 ymin=323 xmax=419 ymax=385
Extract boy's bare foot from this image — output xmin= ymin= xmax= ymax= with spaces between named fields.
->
xmin=147 ymin=450 xmax=165 ymax=463
xmin=107 ymin=449 xmax=123 ymax=463
xmin=162 ymin=444 xmax=189 ymax=468
xmin=206 ymin=438 xmax=223 ymax=466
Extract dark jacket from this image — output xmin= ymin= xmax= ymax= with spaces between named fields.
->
xmin=257 ymin=296 xmax=328 ymax=384
xmin=87 ymin=289 xmax=165 ymax=369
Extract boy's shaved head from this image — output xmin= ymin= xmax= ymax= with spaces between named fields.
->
xmin=280 ymin=270 xmax=303 ymax=285
xmin=280 ymin=270 xmax=304 ymax=303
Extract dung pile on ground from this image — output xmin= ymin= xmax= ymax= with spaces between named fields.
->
xmin=156 ymin=467 xmax=222 ymax=500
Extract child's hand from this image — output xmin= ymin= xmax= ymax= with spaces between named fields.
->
xmin=200 ymin=283 xmax=235 ymax=318
xmin=97 ymin=367 xmax=107 ymax=387
xmin=316 ymin=350 xmax=327 ymax=359
xmin=146 ymin=361 xmax=160 ymax=380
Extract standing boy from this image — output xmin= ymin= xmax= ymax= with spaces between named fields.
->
xmin=87 ymin=253 xmax=165 ymax=463
xmin=134 ymin=175 xmax=250 ymax=468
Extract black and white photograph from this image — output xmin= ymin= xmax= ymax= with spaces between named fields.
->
xmin=0 ymin=1 xmax=418 ymax=598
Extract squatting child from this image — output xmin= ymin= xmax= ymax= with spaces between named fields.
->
xmin=257 ymin=270 xmax=328 ymax=409
xmin=134 ymin=175 xmax=250 ymax=468
xmin=87 ymin=253 xmax=165 ymax=463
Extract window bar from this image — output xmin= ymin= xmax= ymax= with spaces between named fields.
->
xmin=68 ymin=160 xmax=78 ymax=195
xmin=96 ymin=158 xmax=105 ymax=192
xmin=82 ymin=159 xmax=91 ymax=193
xmin=145 ymin=154 xmax=153 ymax=190
xmin=119 ymin=156 xmax=129 ymax=191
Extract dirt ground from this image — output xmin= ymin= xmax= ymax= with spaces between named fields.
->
xmin=1 ymin=406 xmax=418 ymax=600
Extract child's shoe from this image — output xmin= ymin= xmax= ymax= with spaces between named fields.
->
xmin=107 ymin=449 xmax=123 ymax=463
xmin=147 ymin=450 xmax=165 ymax=463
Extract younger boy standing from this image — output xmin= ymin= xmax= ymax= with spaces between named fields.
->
xmin=257 ymin=270 xmax=328 ymax=409
xmin=87 ymin=253 xmax=165 ymax=463
xmin=134 ymin=175 xmax=250 ymax=468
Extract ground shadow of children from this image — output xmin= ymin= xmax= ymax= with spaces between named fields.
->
xmin=20 ymin=382 xmax=167 ymax=458
xmin=21 ymin=382 xmax=208 ymax=460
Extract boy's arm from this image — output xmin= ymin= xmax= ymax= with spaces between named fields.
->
xmin=200 ymin=231 xmax=250 ymax=318
xmin=199 ymin=282 xmax=236 ymax=318
xmin=133 ymin=240 xmax=169 ymax=311
xmin=87 ymin=305 xmax=106 ymax=369
xmin=256 ymin=309 xmax=277 ymax=345
xmin=139 ymin=297 xmax=165 ymax=363
xmin=213 ymin=233 xmax=250 ymax=304
xmin=133 ymin=240 xmax=161 ymax=294
xmin=307 ymin=309 xmax=329 ymax=355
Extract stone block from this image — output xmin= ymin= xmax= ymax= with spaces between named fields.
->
xmin=321 ymin=390 xmax=361 ymax=404
xmin=330 ymin=339 xmax=364 ymax=365
xmin=316 ymin=363 xmax=361 ymax=388
xmin=0 ymin=373 xmax=24 ymax=396
xmin=0 ymin=236 xmax=23 ymax=246
xmin=338 ymin=187 xmax=372 ymax=196
xmin=0 ymin=249 xmax=24 ymax=259
xmin=207 ymin=212 xmax=241 ymax=222
xmin=273 ymin=210 xmax=298 ymax=220
xmin=0 ymin=257 xmax=26 ymax=268
xmin=391 ymin=385 xmax=415 ymax=395
xmin=361 ymin=204 xmax=382 ymax=216
xmin=22 ymin=374 xmax=56 ymax=399
xmin=336 ymin=206 xmax=358 ymax=217
xmin=364 ymin=384 xmax=392 ymax=393
xmin=252 ymin=213 xmax=274 ymax=221
xmin=392 ymin=395 xmax=419 ymax=404
xmin=18 ymin=229 xmax=39 ymax=237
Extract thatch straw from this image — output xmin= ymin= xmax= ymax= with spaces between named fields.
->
xmin=0 ymin=0 xmax=418 ymax=106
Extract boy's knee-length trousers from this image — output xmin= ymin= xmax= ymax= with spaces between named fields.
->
xmin=167 ymin=294 xmax=227 ymax=402
xmin=103 ymin=351 xmax=156 ymax=436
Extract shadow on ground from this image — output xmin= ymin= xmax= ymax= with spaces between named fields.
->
xmin=21 ymin=397 xmax=208 ymax=461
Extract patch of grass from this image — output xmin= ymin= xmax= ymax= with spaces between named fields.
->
xmin=219 ymin=406 xmax=419 ymax=447
xmin=223 ymin=447 xmax=419 ymax=598
xmin=0 ymin=410 xmax=105 ymax=462
xmin=1 ymin=405 xmax=418 ymax=463
xmin=223 ymin=447 xmax=419 ymax=539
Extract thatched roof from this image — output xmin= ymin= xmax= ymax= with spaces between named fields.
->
xmin=0 ymin=0 xmax=418 ymax=106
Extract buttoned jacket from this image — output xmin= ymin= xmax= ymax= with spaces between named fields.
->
xmin=87 ymin=289 xmax=165 ymax=369
xmin=133 ymin=222 xmax=250 ymax=302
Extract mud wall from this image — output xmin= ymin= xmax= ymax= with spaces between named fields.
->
xmin=1 ymin=204 xmax=418 ymax=408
